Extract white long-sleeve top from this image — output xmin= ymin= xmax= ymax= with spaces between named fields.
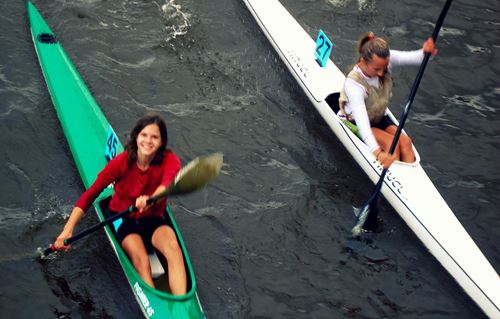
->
xmin=342 ymin=49 xmax=425 ymax=151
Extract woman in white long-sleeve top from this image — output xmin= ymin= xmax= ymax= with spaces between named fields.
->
xmin=339 ymin=32 xmax=437 ymax=169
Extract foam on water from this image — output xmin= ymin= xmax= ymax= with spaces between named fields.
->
xmin=159 ymin=0 xmax=192 ymax=43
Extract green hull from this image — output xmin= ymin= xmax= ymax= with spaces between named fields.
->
xmin=28 ymin=2 xmax=205 ymax=318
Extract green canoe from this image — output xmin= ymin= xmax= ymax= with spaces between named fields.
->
xmin=28 ymin=2 xmax=205 ymax=318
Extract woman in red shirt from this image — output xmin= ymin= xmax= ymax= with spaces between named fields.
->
xmin=53 ymin=113 xmax=186 ymax=295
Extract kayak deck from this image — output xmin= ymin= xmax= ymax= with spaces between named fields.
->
xmin=28 ymin=1 xmax=205 ymax=318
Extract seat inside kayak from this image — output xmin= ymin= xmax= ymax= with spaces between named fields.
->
xmin=98 ymin=197 xmax=166 ymax=279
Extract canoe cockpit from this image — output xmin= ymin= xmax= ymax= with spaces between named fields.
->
xmin=97 ymin=196 xmax=194 ymax=294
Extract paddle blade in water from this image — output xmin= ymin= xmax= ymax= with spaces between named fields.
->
xmin=36 ymin=245 xmax=56 ymax=259
xmin=363 ymin=203 xmax=379 ymax=231
xmin=352 ymin=204 xmax=370 ymax=237
xmin=352 ymin=200 xmax=380 ymax=237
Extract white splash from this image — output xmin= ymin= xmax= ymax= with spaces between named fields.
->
xmin=326 ymin=0 xmax=376 ymax=12
xmin=158 ymin=0 xmax=192 ymax=43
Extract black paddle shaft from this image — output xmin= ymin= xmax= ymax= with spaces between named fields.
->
xmin=43 ymin=197 xmax=159 ymax=256
xmin=62 ymin=191 xmax=168 ymax=246
xmin=41 ymin=152 xmax=224 ymax=257
xmin=387 ymin=0 xmax=453 ymax=156
xmin=374 ymin=0 xmax=452 ymax=200
xmin=353 ymin=0 xmax=453 ymax=234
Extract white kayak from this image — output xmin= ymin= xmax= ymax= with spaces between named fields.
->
xmin=243 ymin=0 xmax=500 ymax=317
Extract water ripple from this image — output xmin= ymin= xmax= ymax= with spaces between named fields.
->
xmin=244 ymin=201 xmax=287 ymax=214
xmin=412 ymin=109 xmax=449 ymax=125
xmin=147 ymin=94 xmax=257 ymax=117
xmin=443 ymin=93 xmax=496 ymax=116
xmin=441 ymin=180 xmax=485 ymax=190
xmin=93 ymin=51 xmax=156 ymax=70
xmin=465 ymin=44 xmax=492 ymax=54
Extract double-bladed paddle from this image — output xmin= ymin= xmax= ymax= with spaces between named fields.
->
xmin=39 ymin=152 xmax=223 ymax=257
xmin=351 ymin=0 xmax=453 ymax=237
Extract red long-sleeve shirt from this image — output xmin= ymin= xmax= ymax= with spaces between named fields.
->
xmin=75 ymin=150 xmax=181 ymax=219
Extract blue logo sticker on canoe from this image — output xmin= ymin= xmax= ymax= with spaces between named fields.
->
xmin=315 ymin=30 xmax=333 ymax=68
xmin=105 ymin=126 xmax=118 ymax=161
xmin=112 ymin=218 xmax=123 ymax=231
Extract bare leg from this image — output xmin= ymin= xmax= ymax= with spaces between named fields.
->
xmin=122 ymin=233 xmax=155 ymax=288
xmin=152 ymin=225 xmax=187 ymax=295
xmin=384 ymin=125 xmax=415 ymax=163
xmin=372 ymin=127 xmax=402 ymax=160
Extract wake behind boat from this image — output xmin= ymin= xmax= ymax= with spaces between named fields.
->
xmin=28 ymin=2 xmax=205 ymax=318
xmin=243 ymin=0 xmax=500 ymax=317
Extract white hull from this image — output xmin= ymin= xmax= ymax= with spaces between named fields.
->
xmin=243 ymin=0 xmax=500 ymax=317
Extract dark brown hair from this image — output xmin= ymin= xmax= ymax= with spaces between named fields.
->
xmin=125 ymin=112 xmax=168 ymax=167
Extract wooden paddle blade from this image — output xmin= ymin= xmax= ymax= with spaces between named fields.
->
xmin=161 ymin=152 xmax=223 ymax=197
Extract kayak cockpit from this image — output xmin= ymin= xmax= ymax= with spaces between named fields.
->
xmin=97 ymin=196 xmax=194 ymax=294
xmin=324 ymin=92 xmax=421 ymax=167
xmin=325 ymin=92 xmax=341 ymax=113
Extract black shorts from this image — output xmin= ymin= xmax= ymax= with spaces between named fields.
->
xmin=372 ymin=115 xmax=396 ymax=130
xmin=112 ymin=214 xmax=168 ymax=246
